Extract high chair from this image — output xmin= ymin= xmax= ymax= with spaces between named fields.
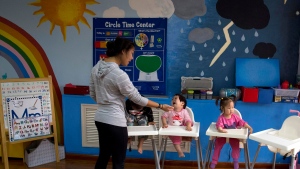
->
xmin=249 ymin=115 xmax=300 ymax=169
xmin=204 ymin=108 xmax=250 ymax=169
xmin=158 ymin=107 xmax=203 ymax=169
xmin=127 ymin=125 xmax=161 ymax=169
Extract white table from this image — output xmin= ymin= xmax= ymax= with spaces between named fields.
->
xmin=249 ymin=128 xmax=300 ymax=169
xmin=158 ymin=122 xmax=203 ymax=169
xmin=127 ymin=125 xmax=160 ymax=169
xmin=204 ymin=122 xmax=250 ymax=169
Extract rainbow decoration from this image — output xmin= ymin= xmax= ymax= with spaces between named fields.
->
xmin=0 ymin=16 xmax=63 ymax=143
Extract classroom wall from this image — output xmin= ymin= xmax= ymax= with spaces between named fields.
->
xmin=1 ymin=0 xmax=300 ymax=161
xmin=1 ymin=0 xmax=300 ymax=96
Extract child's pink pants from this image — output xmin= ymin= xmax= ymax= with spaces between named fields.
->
xmin=211 ymin=137 xmax=240 ymax=165
xmin=169 ymin=136 xmax=182 ymax=144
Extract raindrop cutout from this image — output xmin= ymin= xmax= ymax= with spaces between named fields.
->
xmin=201 ymin=71 xmax=204 ymax=76
xmin=212 ymin=48 xmax=215 ymax=53
xmin=222 ymin=62 xmax=226 ymax=67
xmin=192 ymin=45 xmax=195 ymax=51
xmin=232 ymin=30 xmax=236 ymax=35
xmin=217 ymin=35 xmax=220 ymax=40
xmin=218 ymin=20 xmax=221 ymax=25
xmin=204 ymin=43 xmax=207 ymax=47
xmin=199 ymin=55 xmax=203 ymax=61
xmin=186 ymin=63 xmax=189 ymax=68
xmin=241 ymin=34 xmax=245 ymax=41
xmin=233 ymin=47 xmax=236 ymax=52
xmin=245 ymin=47 xmax=249 ymax=53
xmin=198 ymin=17 xmax=202 ymax=23
xmin=254 ymin=31 xmax=259 ymax=37
xmin=187 ymin=20 xmax=190 ymax=25
xmin=225 ymin=76 xmax=228 ymax=81
xmin=180 ymin=28 xmax=184 ymax=33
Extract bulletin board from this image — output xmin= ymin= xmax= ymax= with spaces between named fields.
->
xmin=93 ymin=18 xmax=167 ymax=95
xmin=0 ymin=76 xmax=59 ymax=169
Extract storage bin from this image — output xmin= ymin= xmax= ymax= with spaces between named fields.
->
xmin=194 ymin=90 xmax=200 ymax=99
xmin=187 ymin=90 xmax=194 ymax=99
xmin=274 ymin=88 xmax=300 ymax=97
xmin=25 ymin=139 xmax=65 ymax=167
xmin=241 ymin=87 xmax=259 ymax=103
xmin=258 ymin=88 xmax=274 ymax=104
xmin=64 ymin=84 xmax=89 ymax=95
xmin=206 ymin=91 xmax=213 ymax=100
xmin=200 ymin=91 xmax=206 ymax=99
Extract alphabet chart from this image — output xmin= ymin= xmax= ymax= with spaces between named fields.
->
xmin=0 ymin=81 xmax=52 ymax=129
xmin=5 ymin=95 xmax=50 ymax=141
xmin=11 ymin=115 xmax=50 ymax=142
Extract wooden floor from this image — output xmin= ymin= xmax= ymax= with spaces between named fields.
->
xmin=0 ymin=155 xmax=289 ymax=169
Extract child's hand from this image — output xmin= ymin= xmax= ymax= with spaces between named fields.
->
xmin=248 ymin=127 xmax=253 ymax=134
xmin=220 ymin=129 xmax=227 ymax=133
xmin=148 ymin=122 xmax=155 ymax=125
xmin=218 ymin=127 xmax=227 ymax=133
xmin=162 ymin=124 xmax=168 ymax=128
xmin=186 ymin=126 xmax=192 ymax=131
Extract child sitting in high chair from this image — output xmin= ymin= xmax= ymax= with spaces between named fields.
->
xmin=125 ymin=98 xmax=155 ymax=154
xmin=210 ymin=96 xmax=253 ymax=169
xmin=161 ymin=94 xmax=193 ymax=157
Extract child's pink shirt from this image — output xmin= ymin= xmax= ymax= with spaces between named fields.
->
xmin=162 ymin=109 xmax=193 ymax=126
xmin=216 ymin=113 xmax=246 ymax=129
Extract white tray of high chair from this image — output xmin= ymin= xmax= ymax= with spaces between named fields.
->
xmin=127 ymin=125 xmax=160 ymax=169
xmin=206 ymin=122 xmax=248 ymax=139
xmin=128 ymin=125 xmax=158 ymax=136
xmin=250 ymin=128 xmax=300 ymax=151
xmin=158 ymin=122 xmax=200 ymax=137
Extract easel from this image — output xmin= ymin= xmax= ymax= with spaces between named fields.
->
xmin=0 ymin=76 xmax=59 ymax=169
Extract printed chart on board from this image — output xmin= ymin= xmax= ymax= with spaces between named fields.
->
xmin=93 ymin=18 xmax=167 ymax=95
xmin=0 ymin=81 xmax=53 ymax=130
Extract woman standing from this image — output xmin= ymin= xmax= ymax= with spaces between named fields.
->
xmin=90 ymin=36 xmax=173 ymax=169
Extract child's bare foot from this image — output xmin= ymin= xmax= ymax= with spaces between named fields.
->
xmin=137 ymin=142 xmax=143 ymax=154
xmin=178 ymin=151 xmax=185 ymax=158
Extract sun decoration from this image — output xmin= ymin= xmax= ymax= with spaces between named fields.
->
xmin=29 ymin=0 xmax=100 ymax=41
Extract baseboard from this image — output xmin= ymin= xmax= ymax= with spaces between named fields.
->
xmin=66 ymin=153 xmax=289 ymax=168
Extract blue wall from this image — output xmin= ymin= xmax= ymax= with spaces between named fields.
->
xmin=63 ymin=94 xmax=300 ymax=164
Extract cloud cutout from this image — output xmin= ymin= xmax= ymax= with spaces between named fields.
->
xmin=129 ymin=0 xmax=174 ymax=18
xmin=188 ymin=28 xmax=214 ymax=43
xmin=172 ymin=0 xmax=207 ymax=20
xmin=103 ymin=7 xmax=125 ymax=18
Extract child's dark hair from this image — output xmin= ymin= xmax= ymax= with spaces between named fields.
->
xmin=130 ymin=100 xmax=143 ymax=110
xmin=174 ymin=93 xmax=187 ymax=109
xmin=215 ymin=95 xmax=236 ymax=112
xmin=106 ymin=36 xmax=134 ymax=57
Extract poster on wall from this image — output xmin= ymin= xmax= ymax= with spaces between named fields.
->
xmin=93 ymin=18 xmax=167 ymax=95
xmin=6 ymin=95 xmax=50 ymax=141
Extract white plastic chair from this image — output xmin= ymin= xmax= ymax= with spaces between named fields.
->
xmin=204 ymin=108 xmax=250 ymax=169
xmin=158 ymin=107 xmax=203 ymax=169
xmin=250 ymin=116 xmax=300 ymax=169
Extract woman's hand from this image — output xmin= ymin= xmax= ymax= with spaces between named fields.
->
xmin=161 ymin=104 xmax=174 ymax=112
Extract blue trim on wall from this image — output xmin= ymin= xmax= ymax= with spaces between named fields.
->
xmin=63 ymin=94 xmax=300 ymax=163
